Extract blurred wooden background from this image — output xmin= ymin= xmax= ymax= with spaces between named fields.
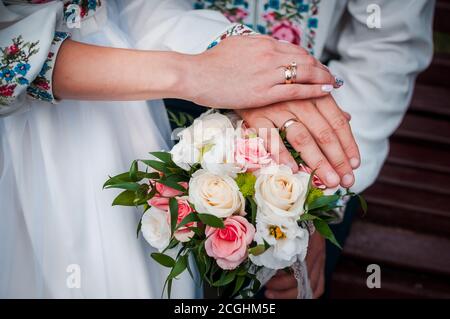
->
xmin=329 ymin=0 xmax=450 ymax=298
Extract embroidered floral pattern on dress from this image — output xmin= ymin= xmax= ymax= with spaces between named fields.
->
xmin=0 ymin=36 xmax=39 ymax=106
xmin=63 ymin=0 xmax=102 ymax=24
xmin=194 ymin=0 xmax=251 ymax=24
xmin=195 ymin=0 xmax=321 ymax=55
xmin=207 ymin=24 xmax=256 ymax=50
xmin=27 ymin=31 xmax=70 ymax=103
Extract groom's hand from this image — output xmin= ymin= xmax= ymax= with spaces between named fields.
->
xmin=235 ymin=95 xmax=360 ymax=188
xmin=264 ymin=232 xmax=326 ymax=299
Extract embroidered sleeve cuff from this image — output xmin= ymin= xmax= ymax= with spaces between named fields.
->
xmin=27 ymin=31 xmax=70 ymax=104
xmin=207 ymin=24 xmax=257 ymax=50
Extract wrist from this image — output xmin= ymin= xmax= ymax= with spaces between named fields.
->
xmin=141 ymin=51 xmax=192 ymax=100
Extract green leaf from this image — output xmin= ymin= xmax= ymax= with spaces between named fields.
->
xmin=149 ymin=151 xmax=174 ymax=165
xmin=169 ymin=198 xmax=179 ymax=235
xmin=158 ymin=175 xmax=188 ymax=192
xmin=358 ymin=194 xmax=368 ymax=215
xmin=103 ymin=171 xmax=158 ymax=188
xmin=212 ymin=271 xmax=236 ymax=287
xmin=248 ymin=244 xmax=267 ymax=256
xmin=141 ymin=160 xmax=172 ymax=174
xmin=169 ymin=255 xmax=188 ymax=279
xmin=249 ymin=197 xmax=257 ymax=224
xmin=112 ymin=190 xmax=136 ymax=206
xmin=104 ymin=182 xmax=140 ymax=192
xmin=151 ymin=252 xmax=176 ymax=268
xmin=176 ymin=213 xmax=198 ymax=230
xmin=313 ymin=218 xmax=342 ymax=249
xmin=129 ymin=160 xmax=138 ymax=181
xmin=235 ymin=172 xmax=257 ymax=197
xmin=197 ymin=214 xmax=225 ymax=229
xmin=306 ymin=187 xmax=324 ymax=206
xmin=307 ymin=194 xmax=340 ymax=211
xmin=299 ymin=213 xmax=318 ymax=221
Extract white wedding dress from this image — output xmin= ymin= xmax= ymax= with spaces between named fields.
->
xmin=0 ymin=0 xmax=231 ymax=298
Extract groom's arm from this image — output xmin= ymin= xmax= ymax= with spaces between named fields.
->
xmin=327 ymin=0 xmax=435 ymax=193
xmin=116 ymin=0 xmax=233 ymax=54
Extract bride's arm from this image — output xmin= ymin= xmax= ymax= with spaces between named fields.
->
xmin=52 ymin=36 xmax=336 ymax=108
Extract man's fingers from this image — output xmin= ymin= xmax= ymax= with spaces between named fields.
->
xmin=265 ymin=287 xmax=298 ymax=299
xmin=315 ymin=97 xmax=360 ymax=169
xmin=243 ymin=116 xmax=299 ymax=172
xmin=290 ymin=102 xmax=355 ymax=187
xmin=284 ymin=122 xmax=340 ymax=187
xmin=265 ymin=273 xmax=297 ymax=290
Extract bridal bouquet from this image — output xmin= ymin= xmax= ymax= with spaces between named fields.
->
xmin=104 ymin=111 xmax=365 ymax=298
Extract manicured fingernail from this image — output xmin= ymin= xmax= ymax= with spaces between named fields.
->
xmin=321 ymin=85 xmax=334 ymax=92
xmin=334 ymin=76 xmax=344 ymax=87
xmin=350 ymin=157 xmax=360 ymax=168
xmin=342 ymin=173 xmax=354 ymax=186
xmin=326 ymin=172 xmax=340 ymax=185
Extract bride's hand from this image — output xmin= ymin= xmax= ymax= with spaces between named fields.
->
xmin=181 ymin=35 xmax=340 ymax=109
xmin=235 ymin=95 xmax=360 ymax=188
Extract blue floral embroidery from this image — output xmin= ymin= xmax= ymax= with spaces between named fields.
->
xmin=27 ymin=31 xmax=70 ymax=103
xmin=0 ymin=35 xmax=39 ymax=106
xmin=14 ymin=63 xmax=31 ymax=76
xmin=0 ymin=69 xmax=15 ymax=82
xmin=207 ymin=24 xmax=256 ymax=50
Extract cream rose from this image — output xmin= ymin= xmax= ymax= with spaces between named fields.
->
xmin=140 ymin=206 xmax=171 ymax=252
xmin=178 ymin=111 xmax=234 ymax=148
xmin=188 ymin=169 xmax=245 ymax=218
xmin=254 ymin=165 xmax=309 ymax=219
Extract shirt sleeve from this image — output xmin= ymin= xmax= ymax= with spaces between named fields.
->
xmin=116 ymin=0 xmax=254 ymax=54
xmin=0 ymin=1 xmax=70 ymax=117
xmin=326 ymin=0 xmax=435 ymax=193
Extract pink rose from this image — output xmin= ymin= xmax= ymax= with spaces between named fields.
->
xmin=263 ymin=12 xmax=276 ymax=23
xmin=148 ymin=196 xmax=169 ymax=211
xmin=298 ymin=163 xmax=326 ymax=190
xmin=205 ymin=216 xmax=255 ymax=270
xmin=148 ymin=181 xmax=188 ymax=210
xmin=173 ymin=198 xmax=196 ymax=242
xmin=148 ymin=197 xmax=196 ymax=242
xmin=235 ymin=137 xmax=272 ymax=171
xmin=271 ymin=21 xmax=301 ymax=45
xmin=155 ymin=181 xmax=188 ymax=197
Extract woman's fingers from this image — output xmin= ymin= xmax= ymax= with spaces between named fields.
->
xmin=273 ymin=64 xmax=336 ymax=86
xmin=267 ymin=84 xmax=334 ymax=104
xmin=269 ymin=112 xmax=340 ymax=187
xmin=315 ymin=97 xmax=360 ymax=168
xmin=289 ymin=101 xmax=355 ymax=187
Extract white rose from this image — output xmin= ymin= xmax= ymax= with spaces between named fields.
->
xmin=170 ymin=141 xmax=201 ymax=170
xmin=254 ymin=165 xmax=310 ymax=220
xmin=201 ymin=132 xmax=244 ymax=177
xmin=249 ymin=213 xmax=309 ymax=269
xmin=141 ymin=207 xmax=171 ymax=252
xmin=178 ymin=111 xmax=234 ymax=148
xmin=188 ymin=169 xmax=245 ymax=218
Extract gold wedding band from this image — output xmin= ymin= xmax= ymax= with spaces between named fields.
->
xmin=283 ymin=62 xmax=297 ymax=84
xmin=280 ymin=118 xmax=298 ymax=132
